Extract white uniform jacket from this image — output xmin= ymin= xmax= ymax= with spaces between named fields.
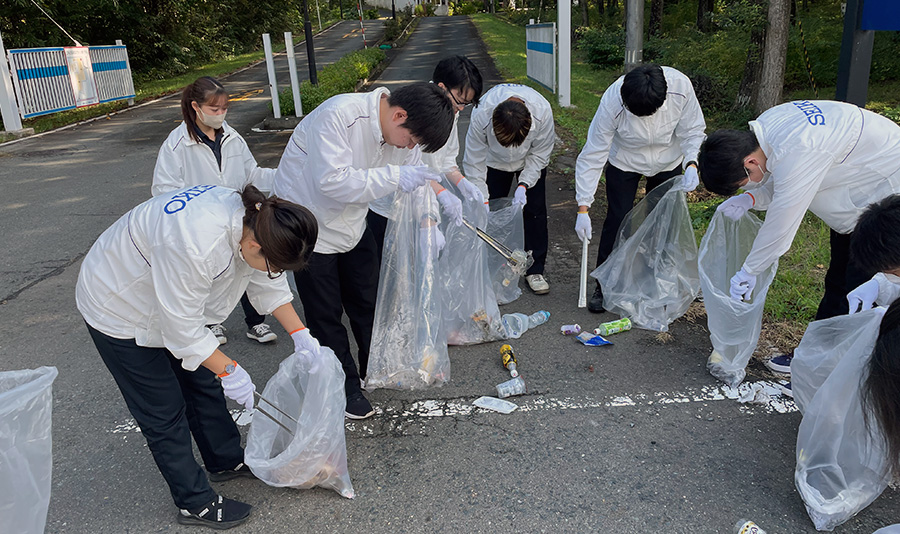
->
xmin=422 ymin=112 xmax=461 ymax=174
xmin=463 ymin=84 xmax=555 ymax=198
xmin=741 ymin=100 xmax=900 ymax=275
xmin=574 ymin=66 xmax=706 ymax=208
xmin=272 ymin=88 xmax=423 ymax=253
xmin=874 ymin=273 xmax=900 ymax=307
xmin=76 ymin=185 xmax=293 ymax=371
xmin=152 ymin=121 xmax=275 ymax=196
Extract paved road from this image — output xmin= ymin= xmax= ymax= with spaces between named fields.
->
xmin=1 ymin=15 xmax=898 ymax=534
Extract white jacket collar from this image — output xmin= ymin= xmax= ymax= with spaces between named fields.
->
xmin=368 ymin=88 xmax=391 ymax=146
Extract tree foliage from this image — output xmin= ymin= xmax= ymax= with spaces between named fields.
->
xmin=0 ymin=0 xmax=303 ymax=79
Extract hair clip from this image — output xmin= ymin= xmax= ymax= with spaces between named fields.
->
xmin=255 ymin=202 xmax=262 ymax=211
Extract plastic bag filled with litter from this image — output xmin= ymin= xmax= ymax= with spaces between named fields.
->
xmin=367 ymin=189 xmax=450 ymax=390
xmin=0 ymin=366 xmax=58 ymax=534
xmin=244 ymin=347 xmax=353 ymax=498
xmin=591 ymin=175 xmax=700 ymax=332
xmin=439 ymin=180 xmax=506 ymax=345
xmin=486 ymin=197 xmax=527 ymax=305
xmin=793 ymin=307 xmax=890 ymax=532
xmin=699 ymin=209 xmax=778 ymax=387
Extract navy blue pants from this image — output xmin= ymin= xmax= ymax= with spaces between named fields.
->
xmin=293 ymin=227 xmax=379 ymax=396
xmin=239 ymin=292 xmax=265 ymax=328
xmin=86 ymin=324 xmax=243 ymax=510
xmin=486 ymin=166 xmax=548 ymax=276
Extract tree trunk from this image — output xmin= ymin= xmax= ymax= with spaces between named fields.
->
xmin=649 ymin=0 xmax=663 ymax=37
xmin=607 ymin=0 xmax=618 ymax=14
xmin=598 ymin=0 xmax=605 ymax=17
xmin=697 ymin=0 xmax=714 ymax=32
xmin=581 ymin=0 xmax=590 ymax=26
xmin=733 ymin=0 xmax=766 ymax=110
xmin=756 ymin=0 xmax=791 ymax=113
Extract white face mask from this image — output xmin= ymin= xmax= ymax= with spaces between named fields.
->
xmin=884 ymin=273 xmax=900 ymax=285
xmin=197 ymin=108 xmax=226 ymax=130
xmin=743 ymin=164 xmax=771 ymax=191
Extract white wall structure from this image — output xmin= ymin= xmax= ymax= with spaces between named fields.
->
xmin=526 ymin=22 xmax=556 ymax=93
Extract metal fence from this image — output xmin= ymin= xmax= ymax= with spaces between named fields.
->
xmin=7 ymin=45 xmax=134 ymax=119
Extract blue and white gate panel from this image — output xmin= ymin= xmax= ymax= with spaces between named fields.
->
xmin=8 ymin=48 xmax=76 ymax=119
xmin=526 ymin=23 xmax=556 ymax=93
xmin=89 ymin=46 xmax=135 ymax=103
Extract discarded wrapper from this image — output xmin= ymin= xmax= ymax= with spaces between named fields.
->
xmin=473 ymin=396 xmax=518 ymax=414
xmin=576 ymin=331 xmax=612 ymax=347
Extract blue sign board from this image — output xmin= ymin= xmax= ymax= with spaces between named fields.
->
xmin=861 ymin=0 xmax=900 ymax=31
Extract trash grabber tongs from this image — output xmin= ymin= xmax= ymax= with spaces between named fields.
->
xmin=253 ymin=391 xmax=298 ymax=436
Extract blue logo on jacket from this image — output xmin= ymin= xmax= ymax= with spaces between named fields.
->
xmin=792 ymin=100 xmax=826 ymax=126
xmin=164 ymin=184 xmax=217 ymax=214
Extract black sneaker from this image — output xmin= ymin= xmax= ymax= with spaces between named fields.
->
xmin=345 ymin=391 xmax=375 ymax=420
xmin=177 ymin=495 xmax=252 ymax=530
xmin=765 ymin=352 xmax=794 ymax=374
xmin=208 ymin=462 xmax=256 ymax=482
xmin=588 ymin=285 xmax=605 ymax=313
xmin=779 ymin=381 xmax=793 ymax=398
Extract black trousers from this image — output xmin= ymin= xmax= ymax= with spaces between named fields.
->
xmin=486 ymin=166 xmax=548 ymax=275
xmin=86 ymin=324 xmax=242 ymax=510
xmin=239 ymin=292 xmax=265 ymax=328
xmin=293 ymin=227 xmax=379 ymax=396
xmin=595 ymin=163 xmax=684 ymax=272
xmin=816 ymin=229 xmax=874 ymax=320
xmin=365 ymin=210 xmax=389 ymax=265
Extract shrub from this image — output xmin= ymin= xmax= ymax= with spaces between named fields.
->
xmin=451 ymin=1 xmax=483 ymax=15
xmin=575 ymin=27 xmax=624 ymax=70
xmin=277 ymin=48 xmax=386 ymax=116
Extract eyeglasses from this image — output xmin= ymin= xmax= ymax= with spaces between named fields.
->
xmin=448 ymin=91 xmax=473 ymax=109
xmin=265 ymin=257 xmax=284 ymax=279
xmin=743 ymin=166 xmax=751 ymax=180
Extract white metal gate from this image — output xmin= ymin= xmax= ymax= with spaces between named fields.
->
xmin=7 ymin=44 xmax=135 ymax=119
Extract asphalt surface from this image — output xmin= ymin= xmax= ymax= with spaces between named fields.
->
xmin=1 ymin=15 xmax=899 ymax=534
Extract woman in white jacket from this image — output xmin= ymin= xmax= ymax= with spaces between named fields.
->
xmin=152 ymin=76 xmax=278 ymax=345
xmin=76 ymin=185 xmax=320 ymax=529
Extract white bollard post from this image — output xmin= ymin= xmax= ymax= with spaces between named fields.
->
xmin=0 ymin=29 xmax=24 ymax=132
xmin=558 ymin=0 xmax=571 ymax=107
xmin=284 ymin=32 xmax=303 ymax=117
xmin=262 ymin=33 xmax=281 ymax=119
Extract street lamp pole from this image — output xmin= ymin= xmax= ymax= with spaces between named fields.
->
xmin=392 ymin=0 xmax=396 ymax=19
xmin=302 ymin=0 xmax=318 ymax=84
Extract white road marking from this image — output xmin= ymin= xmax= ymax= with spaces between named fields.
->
xmin=108 ymin=380 xmax=797 ymax=435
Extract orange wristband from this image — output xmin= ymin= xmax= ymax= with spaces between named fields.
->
xmin=288 ymin=327 xmax=306 ymax=336
xmin=217 ymin=360 xmax=238 ymax=378
xmin=746 ymin=192 xmax=756 ymax=206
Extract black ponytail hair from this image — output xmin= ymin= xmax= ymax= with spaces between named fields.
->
xmin=240 ymin=185 xmax=318 ymax=272
xmin=862 ymin=300 xmax=900 ymax=476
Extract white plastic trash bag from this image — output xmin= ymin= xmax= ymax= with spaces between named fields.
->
xmin=873 ymin=525 xmax=900 ymax=534
xmin=0 ymin=366 xmax=58 ymax=534
xmin=591 ymin=176 xmax=700 ymax=332
xmin=367 ymin=189 xmax=450 ymax=389
xmin=439 ymin=181 xmax=506 ymax=345
xmin=244 ymin=348 xmax=354 ymax=498
xmin=487 ymin=198 xmax=526 ymax=305
xmin=793 ymin=307 xmax=890 ymax=531
xmin=699 ymin=209 xmax=778 ymax=387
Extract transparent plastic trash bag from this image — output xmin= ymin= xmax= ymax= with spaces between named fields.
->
xmin=439 ymin=180 xmax=506 ymax=345
xmin=244 ymin=347 xmax=353 ymax=498
xmin=591 ymin=175 xmax=700 ymax=332
xmin=367 ymin=189 xmax=450 ymax=390
xmin=0 ymin=366 xmax=58 ymax=534
xmin=486 ymin=197 xmax=526 ymax=305
xmin=792 ymin=307 xmax=890 ymax=531
xmin=699 ymin=209 xmax=778 ymax=387
xmin=873 ymin=525 xmax=900 ymax=534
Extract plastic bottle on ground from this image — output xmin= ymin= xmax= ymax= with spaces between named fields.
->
xmin=734 ymin=519 xmax=767 ymax=534
xmin=500 ymin=344 xmax=519 ymax=377
xmin=593 ymin=317 xmax=632 ymax=336
xmin=527 ymin=310 xmax=550 ymax=328
xmin=501 ymin=313 xmax=528 ymax=339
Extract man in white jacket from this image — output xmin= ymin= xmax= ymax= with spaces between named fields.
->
xmin=464 ymin=83 xmax=555 ymax=294
xmin=272 ymin=82 xmax=454 ymax=419
xmin=574 ymin=64 xmax=706 ymax=312
xmin=698 ymin=100 xmax=900 ymax=386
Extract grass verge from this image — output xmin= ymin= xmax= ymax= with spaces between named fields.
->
xmin=469 ymin=12 xmax=843 ymax=349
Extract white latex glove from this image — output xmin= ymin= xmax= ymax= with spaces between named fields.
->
xmin=436 ymin=189 xmax=463 ymax=226
xmin=716 ymin=193 xmax=754 ymax=220
xmin=291 ymin=328 xmax=321 ymax=353
xmin=513 ymin=184 xmax=528 ymax=209
xmin=575 ymin=212 xmax=592 ymax=242
xmin=419 ymin=225 xmax=445 ymax=261
xmin=847 ymin=278 xmax=880 ymax=314
xmin=220 ymin=362 xmax=255 ymax=411
xmin=398 ymin=166 xmax=439 ymax=192
xmin=729 ymin=268 xmax=757 ymax=302
xmin=483 ymin=201 xmax=490 ymax=214
xmin=682 ymin=166 xmax=699 ymax=192
xmin=456 ymin=177 xmax=485 ymax=204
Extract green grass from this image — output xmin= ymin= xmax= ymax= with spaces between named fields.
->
xmin=469 ymin=13 xmax=840 ymax=335
xmin=13 ymin=22 xmax=345 ymax=135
